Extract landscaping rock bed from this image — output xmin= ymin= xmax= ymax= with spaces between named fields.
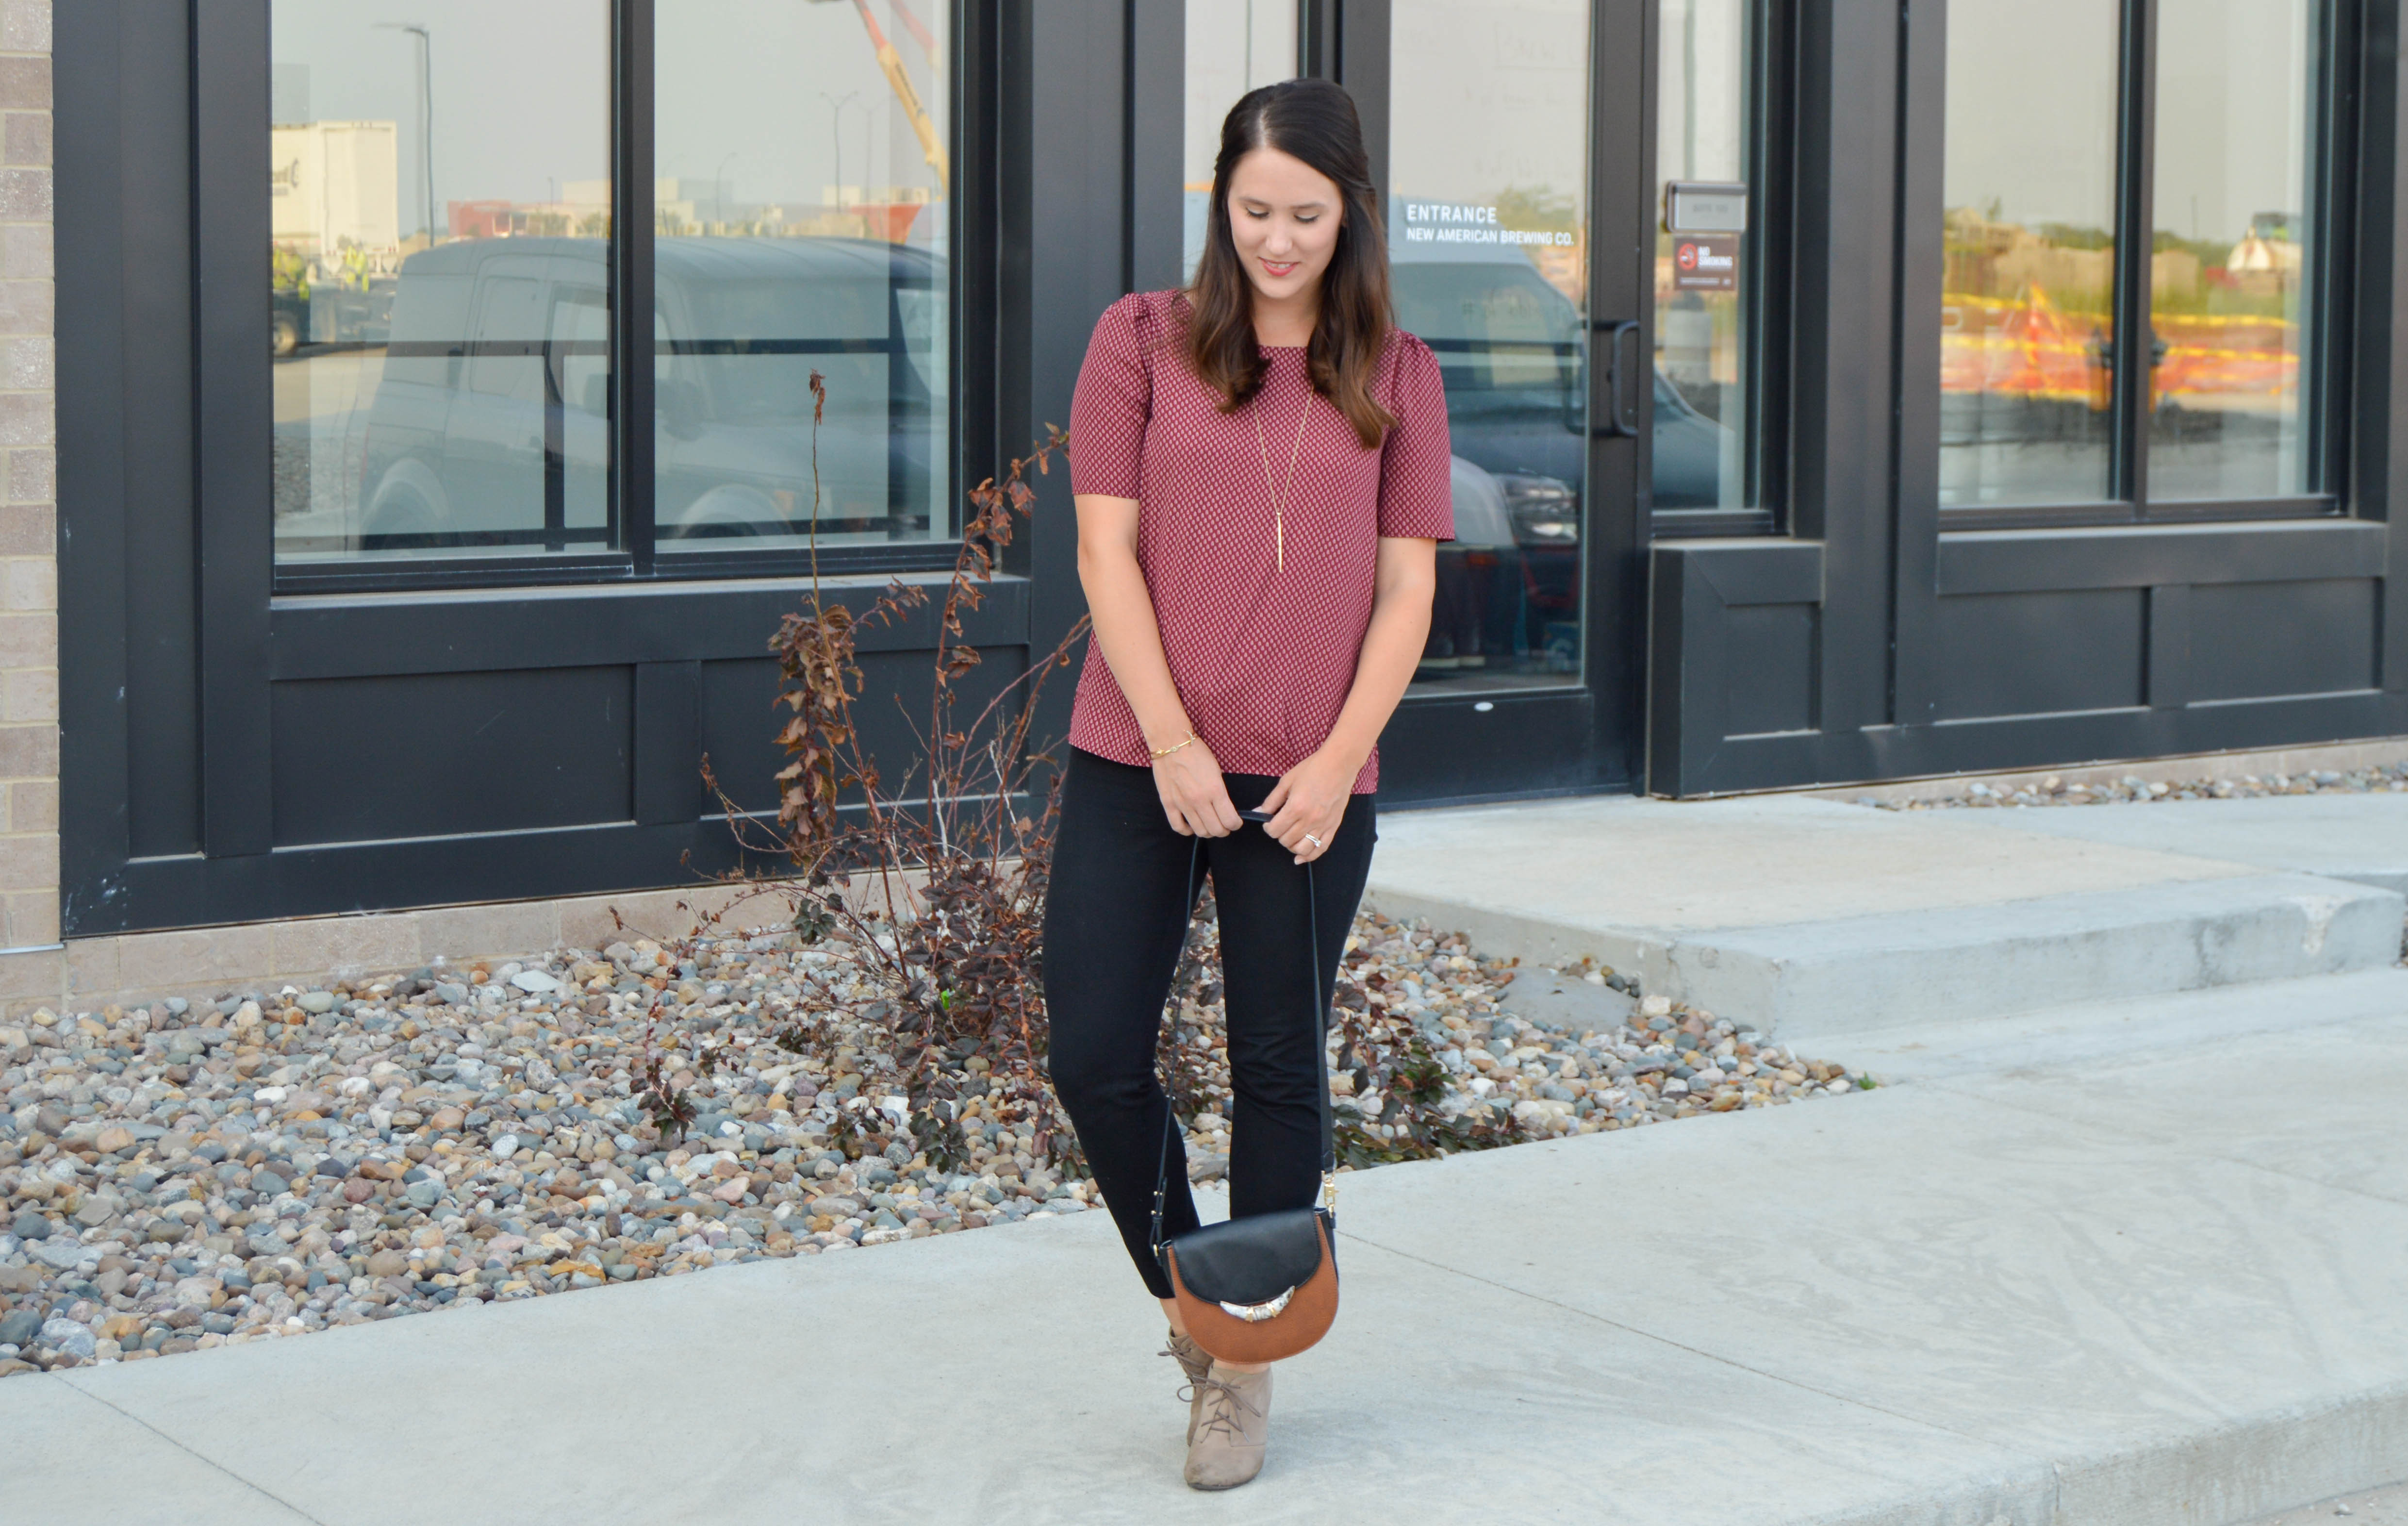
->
xmin=1857 ymin=761 xmax=2408 ymax=810
xmin=0 ymin=911 xmax=1869 ymax=1378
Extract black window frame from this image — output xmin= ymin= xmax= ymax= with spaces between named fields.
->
xmin=1643 ymin=0 xmax=1794 ymax=541
xmin=1933 ymin=0 xmax=2359 ymax=533
xmin=256 ymin=0 xmax=989 ymax=597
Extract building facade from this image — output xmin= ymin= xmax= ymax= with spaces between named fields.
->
xmin=15 ymin=0 xmax=2408 ymax=1003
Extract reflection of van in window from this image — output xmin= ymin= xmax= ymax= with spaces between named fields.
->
xmin=1387 ymin=216 xmax=1730 ymax=671
xmin=357 ymin=235 xmax=942 ymax=554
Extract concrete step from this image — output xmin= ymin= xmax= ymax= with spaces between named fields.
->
xmin=1365 ymin=794 xmax=2407 ymax=1039
xmin=1807 ymin=964 xmax=2408 ymax=1083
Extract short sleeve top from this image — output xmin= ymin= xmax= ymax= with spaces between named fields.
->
xmin=1066 ymin=290 xmax=1454 ymax=793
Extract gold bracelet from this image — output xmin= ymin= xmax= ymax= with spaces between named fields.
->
xmin=1148 ymin=731 xmax=1196 ymax=760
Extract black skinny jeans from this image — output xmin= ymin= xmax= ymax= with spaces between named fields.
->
xmin=1043 ymin=747 xmax=1375 ymax=1300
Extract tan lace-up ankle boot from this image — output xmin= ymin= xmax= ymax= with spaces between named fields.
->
xmin=1163 ymin=1329 xmax=1212 ymax=1442
xmin=1183 ymin=1361 xmax=1272 ymax=1490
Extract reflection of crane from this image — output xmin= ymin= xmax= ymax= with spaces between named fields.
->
xmin=808 ymin=0 xmax=948 ymax=193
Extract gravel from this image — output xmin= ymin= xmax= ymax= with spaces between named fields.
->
xmin=2246 ymin=1481 xmax=2408 ymax=1524
xmin=1855 ymin=761 xmax=2408 ymax=811
xmin=0 ymin=912 xmax=1868 ymax=1378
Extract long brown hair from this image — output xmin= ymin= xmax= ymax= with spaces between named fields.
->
xmin=1186 ymin=79 xmax=1397 ymax=449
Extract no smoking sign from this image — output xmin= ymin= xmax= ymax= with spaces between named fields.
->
xmin=1672 ymin=235 xmax=1739 ymax=293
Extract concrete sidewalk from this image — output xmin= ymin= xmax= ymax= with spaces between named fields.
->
xmin=1363 ymin=793 xmax=2408 ymax=1036
xmin=10 ymin=966 xmax=2407 ymax=1525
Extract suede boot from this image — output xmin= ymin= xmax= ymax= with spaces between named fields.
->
xmin=1163 ymin=1329 xmax=1212 ymax=1442
xmin=1183 ymin=1361 xmax=1272 ymax=1490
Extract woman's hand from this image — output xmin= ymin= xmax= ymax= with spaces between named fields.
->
xmin=1153 ymin=739 xmax=1244 ymax=837
xmin=1259 ymin=748 xmax=1355 ymax=863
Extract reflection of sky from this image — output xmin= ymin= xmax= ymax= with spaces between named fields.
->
xmin=1949 ymin=0 xmax=2312 ymax=242
xmin=1184 ymin=0 xmax=1297 ymax=187
xmin=2154 ymin=0 xmax=2312 ymax=243
xmin=271 ymin=1 xmax=609 ymax=234
xmin=1391 ymin=0 xmax=1589 ymax=212
xmin=1657 ymin=0 xmax=1748 ymax=185
xmin=1946 ymin=0 xmax=2121 ymax=231
xmin=1183 ymin=0 xmax=1298 ymax=280
xmin=655 ymin=0 xmax=950 ymax=217
xmin=273 ymin=0 xmax=951 ymax=238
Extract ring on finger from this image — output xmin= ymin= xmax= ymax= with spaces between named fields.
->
xmin=1303 ymin=832 xmax=1323 ymax=849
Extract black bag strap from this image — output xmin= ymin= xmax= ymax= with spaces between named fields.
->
xmin=1149 ymin=832 xmax=1337 ymax=1267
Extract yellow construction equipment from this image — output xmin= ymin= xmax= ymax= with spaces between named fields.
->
xmin=809 ymin=0 xmax=949 ymax=193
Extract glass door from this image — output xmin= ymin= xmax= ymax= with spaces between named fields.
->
xmin=1371 ymin=0 xmax=1651 ymax=798
xmin=1390 ymin=0 xmax=1597 ymax=693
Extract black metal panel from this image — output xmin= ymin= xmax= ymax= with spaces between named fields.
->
xmin=697 ymin=656 xmax=783 ymax=816
xmin=633 ymin=661 xmax=702 ymax=825
xmin=1375 ymin=693 xmax=1599 ymax=805
xmin=1722 ymin=689 xmax=2408 ymax=784
xmin=2144 ymin=583 xmax=2190 ymax=708
xmin=1338 ymin=0 xmax=1390 ymax=199
xmin=1301 ymin=0 xmax=1339 ymax=81
xmin=104 ymin=822 xmax=756 ymax=933
xmin=616 ymin=0 xmax=658 ymax=574
xmin=192 ymin=0 xmax=274 ymax=858
xmin=1937 ymin=520 xmax=2387 ymax=595
xmin=1785 ymin=0 xmax=1900 ymax=742
xmin=2189 ymin=579 xmax=2378 ymax=702
xmin=122 ymin=3 xmax=198 ymax=859
xmin=1688 ymin=536 xmax=1825 ymax=606
xmin=1579 ymin=0 xmax=1654 ymax=792
xmin=696 ymin=642 xmax=1035 ymax=819
xmin=1723 ymin=604 xmax=1818 ymax=737
xmin=2361 ymin=0 xmax=2408 ymax=696
xmin=1889 ymin=0 xmax=1944 ymax=728
xmin=1933 ymin=589 xmax=2147 ymax=722
xmin=266 ymin=573 xmax=1030 ymax=680
xmin=1014 ymin=0 xmax=1130 ymax=758
xmin=55 ymin=0 xmax=135 ymax=907
xmin=1127 ymin=0 xmax=1184 ymax=293
xmin=269 ymin=668 xmax=637 ymax=846
xmin=2110 ymin=0 xmax=2160 ymax=506
xmin=1647 ymin=538 xmax=1828 ymax=788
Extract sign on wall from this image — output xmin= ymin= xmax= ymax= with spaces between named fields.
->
xmin=1671 ymin=234 xmax=1739 ymax=292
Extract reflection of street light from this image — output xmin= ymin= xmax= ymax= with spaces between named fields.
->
xmin=376 ymin=22 xmax=435 ymax=242
xmin=821 ymin=90 xmax=859 ymax=207
xmin=715 ymin=151 xmax=740 ymax=227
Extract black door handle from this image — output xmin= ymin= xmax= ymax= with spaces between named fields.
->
xmin=1594 ymin=318 xmax=1641 ymax=438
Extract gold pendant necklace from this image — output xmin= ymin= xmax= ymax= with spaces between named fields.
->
xmin=1253 ymin=382 xmax=1313 ymax=572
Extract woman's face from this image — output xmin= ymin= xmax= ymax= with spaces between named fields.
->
xmin=1225 ymin=146 xmax=1343 ymax=308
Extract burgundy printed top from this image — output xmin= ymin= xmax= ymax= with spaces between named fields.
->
xmin=1066 ymin=289 xmax=1454 ymax=793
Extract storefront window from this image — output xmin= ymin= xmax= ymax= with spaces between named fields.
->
xmin=1184 ymin=1 xmax=1298 ymax=284
xmin=1940 ymin=0 xmax=2328 ymax=513
xmin=1391 ymin=0 xmax=1591 ymax=690
xmin=1939 ymin=0 xmax=2121 ymax=508
xmin=1653 ymin=0 xmax=1753 ymax=512
xmin=2149 ymin=0 xmax=2318 ymax=500
xmin=654 ymin=0 xmax=954 ymax=552
xmin=270 ymin=2 xmax=612 ymax=565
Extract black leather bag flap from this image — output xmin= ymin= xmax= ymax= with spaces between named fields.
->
xmin=1166 ymin=1208 xmax=1333 ymax=1306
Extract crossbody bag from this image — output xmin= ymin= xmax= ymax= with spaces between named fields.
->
xmin=1147 ymin=814 xmax=1341 ymax=1364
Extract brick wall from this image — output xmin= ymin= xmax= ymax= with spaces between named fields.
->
xmin=0 ymin=0 xmax=50 ymax=957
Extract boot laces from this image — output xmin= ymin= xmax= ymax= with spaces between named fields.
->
xmin=1181 ymin=1375 xmax=1263 ymax=1441
xmin=1161 ymin=1333 xmax=1210 ymax=1382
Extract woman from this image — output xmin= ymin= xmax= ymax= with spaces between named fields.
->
xmin=1043 ymin=77 xmax=1452 ymax=1491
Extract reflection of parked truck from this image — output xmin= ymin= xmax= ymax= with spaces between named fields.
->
xmin=346 ymin=235 xmax=940 ymax=553
xmin=1389 ymin=220 xmax=1729 ymax=667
